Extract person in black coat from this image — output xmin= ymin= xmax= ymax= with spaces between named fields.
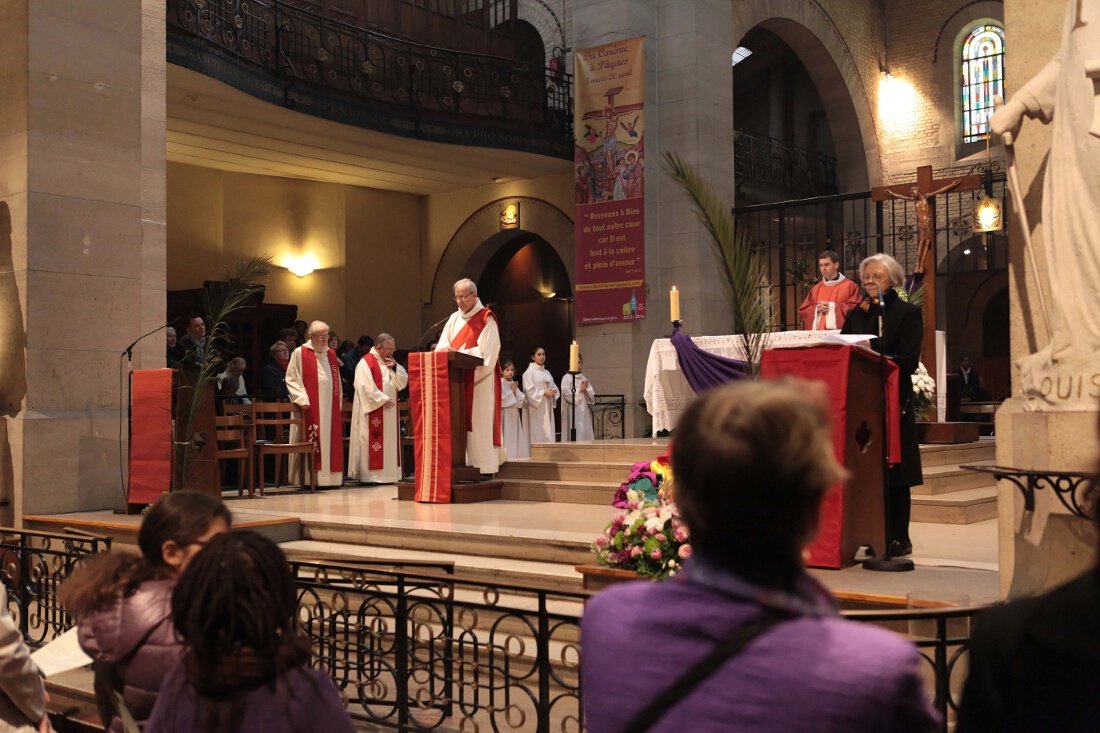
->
xmin=841 ymin=253 xmax=923 ymax=556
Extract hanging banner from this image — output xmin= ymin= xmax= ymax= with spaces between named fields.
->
xmin=574 ymin=37 xmax=646 ymax=324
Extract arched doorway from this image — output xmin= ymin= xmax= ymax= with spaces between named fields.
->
xmin=478 ymin=230 xmax=573 ymax=387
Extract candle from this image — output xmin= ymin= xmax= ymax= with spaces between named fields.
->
xmin=569 ymin=340 xmax=579 ymax=372
xmin=670 ymin=286 xmax=681 ymax=322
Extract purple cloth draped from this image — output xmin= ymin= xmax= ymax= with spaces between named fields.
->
xmin=670 ymin=325 xmax=750 ymax=394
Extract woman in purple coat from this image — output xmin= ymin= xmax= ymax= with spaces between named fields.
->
xmin=581 ymin=380 xmax=940 ymax=732
xmin=61 ymin=491 xmax=232 ymax=733
xmin=146 ymin=531 xmax=354 ymax=733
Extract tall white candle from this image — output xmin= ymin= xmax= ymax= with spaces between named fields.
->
xmin=569 ymin=341 xmax=579 ymax=372
xmin=670 ymin=286 xmax=681 ymax=322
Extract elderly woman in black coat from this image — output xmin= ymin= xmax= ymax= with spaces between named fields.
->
xmin=841 ymin=253 xmax=923 ymax=557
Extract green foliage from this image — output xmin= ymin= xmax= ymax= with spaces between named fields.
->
xmin=662 ymin=152 xmax=770 ymax=373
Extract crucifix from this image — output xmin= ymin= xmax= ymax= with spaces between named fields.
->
xmin=871 ymin=165 xmax=982 ymax=418
xmin=581 ymin=87 xmax=644 ymax=172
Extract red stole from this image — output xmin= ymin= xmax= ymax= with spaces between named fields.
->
xmin=300 ymin=347 xmax=344 ymax=472
xmin=448 ymin=308 xmax=502 ymax=447
xmin=363 ymin=352 xmax=386 ymax=471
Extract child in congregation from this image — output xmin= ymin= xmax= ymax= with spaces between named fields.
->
xmin=61 ymin=491 xmax=232 ymax=733
xmin=500 ymin=360 xmax=530 ymax=459
xmin=146 ymin=531 xmax=354 ymax=733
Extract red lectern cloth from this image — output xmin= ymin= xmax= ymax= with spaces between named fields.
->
xmin=410 ymin=351 xmax=452 ymax=503
xmin=760 ymin=345 xmax=900 ymax=569
xmin=129 ymin=369 xmax=173 ymax=505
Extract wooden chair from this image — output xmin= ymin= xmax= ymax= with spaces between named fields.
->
xmin=398 ymin=399 xmax=414 ymax=480
xmin=251 ymin=401 xmax=316 ymax=495
xmin=215 ymin=414 xmax=253 ymax=498
xmin=341 ymin=399 xmax=354 ymax=483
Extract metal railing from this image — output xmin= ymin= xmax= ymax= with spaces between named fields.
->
xmin=5 ymin=528 xmax=987 ymax=733
xmin=166 ymin=0 xmax=573 ymax=158
xmin=592 ymin=394 xmax=625 ymax=440
xmin=734 ymin=130 xmax=838 ymax=199
xmin=0 ymin=528 xmax=111 ymax=648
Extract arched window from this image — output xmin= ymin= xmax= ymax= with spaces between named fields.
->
xmin=960 ymin=24 xmax=1005 ymax=143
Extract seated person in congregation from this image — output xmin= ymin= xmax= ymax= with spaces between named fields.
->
xmin=581 ymin=379 xmax=939 ymax=732
xmin=958 ymin=355 xmax=989 ymax=401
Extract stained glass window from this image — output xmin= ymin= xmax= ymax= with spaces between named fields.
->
xmin=961 ymin=24 xmax=1006 ymax=143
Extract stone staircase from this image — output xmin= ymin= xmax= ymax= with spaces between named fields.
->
xmin=911 ymin=439 xmax=997 ymax=524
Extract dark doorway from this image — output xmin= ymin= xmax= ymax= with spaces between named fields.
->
xmin=477 ymin=231 xmax=572 ymax=405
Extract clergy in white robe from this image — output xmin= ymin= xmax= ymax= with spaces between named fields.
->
xmin=348 ymin=335 xmax=409 ymax=484
xmin=500 ymin=361 xmax=530 ymax=459
xmin=435 ymin=278 xmax=506 ymax=474
xmin=285 ymin=321 xmax=344 ymax=487
xmin=523 ymin=346 xmax=558 ymax=443
xmin=560 ymin=368 xmax=596 ymax=442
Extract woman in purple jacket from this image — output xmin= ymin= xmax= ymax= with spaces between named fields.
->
xmin=146 ymin=531 xmax=354 ymax=733
xmin=61 ymin=491 xmax=232 ymax=733
xmin=580 ymin=380 xmax=940 ymax=732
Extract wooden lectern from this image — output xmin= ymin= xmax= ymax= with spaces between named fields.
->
xmin=761 ymin=345 xmax=900 ymax=568
xmin=397 ymin=351 xmax=503 ymax=503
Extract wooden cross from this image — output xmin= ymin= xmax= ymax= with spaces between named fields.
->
xmin=870 ymin=166 xmax=982 ymax=419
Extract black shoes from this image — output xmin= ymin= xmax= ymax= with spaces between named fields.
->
xmin=888 ymin=540 xmax=914 ymax=557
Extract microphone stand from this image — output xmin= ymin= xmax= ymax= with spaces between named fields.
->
xmin=119 ymin=323 xmax=171 ymax=512
xmin=567 ymin=370 xmax=578 ymax=442
xmin=863 ymin=293 xmax=914 ymax=572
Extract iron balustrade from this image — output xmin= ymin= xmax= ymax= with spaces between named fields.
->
xmin=734 ymin=130 xmax=839 ymax=199
xmin=1 ymin=529 xmax=989 ymax=733
xmin=592 ymin=394 xmax=625 ymax=440
xmin=167 ymin=0 xmax=573 ymax=158
xmin=0 ymin=528 xmax=111 ymax=648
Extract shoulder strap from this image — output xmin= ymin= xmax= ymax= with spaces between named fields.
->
xmin=622 ymin=610 xmax=788 ymax=733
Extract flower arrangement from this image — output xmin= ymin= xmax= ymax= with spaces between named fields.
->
xmin=597 ymin=451 xmax=689 ymax=579
xmin=912 ymin=362 xmax=935 ymax=420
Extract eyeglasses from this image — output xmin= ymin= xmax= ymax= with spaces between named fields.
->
xmin=454 ymin=292 xmax=474 ymax=302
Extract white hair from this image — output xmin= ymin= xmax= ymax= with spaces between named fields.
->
xmin=453 ymin=278 xmax=477 ymax=296
xmin=166 ymin=326 xmax=176 ymax=336
xmin=858 ymin=253 xmax=905 ymax=288
xmin=376 ymin=332 xmax=395 ymax=347
xmin=307 ymin=320 xmax=330 ymax=337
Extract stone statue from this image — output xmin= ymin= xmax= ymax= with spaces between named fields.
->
xmin=991 ymin=0 xmax=1100 ymax=409
xmin=885 ymin=181 xmax=960 ymax=274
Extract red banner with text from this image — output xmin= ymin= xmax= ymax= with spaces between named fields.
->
xmin=574 ymin=37 xmax=646 ymax=324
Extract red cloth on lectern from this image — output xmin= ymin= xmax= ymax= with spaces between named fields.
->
xmin=760 ymin=345 xmax=900 ymax=569
xmin=410 ymin=351 xmax=452 ymax=502
xmin=129 ymin=369 xmax=173 ymax=504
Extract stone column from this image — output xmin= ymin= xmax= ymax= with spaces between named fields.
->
xmin=995 ymin=0 xmax=1099 ymax=598
xmin=572 ymin=0 xmax=735 ymax=436
xmin=0 ymin=2 xmax=166 ymax=519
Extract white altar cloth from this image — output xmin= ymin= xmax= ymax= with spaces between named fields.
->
xmin=643 ymin=330 xmax=871 ymax=432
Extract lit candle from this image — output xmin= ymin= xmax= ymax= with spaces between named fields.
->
xmin=569 ymin=341 xmax=579 ymax=372
xmin=670 ymin=286 xmax=681 ymax=322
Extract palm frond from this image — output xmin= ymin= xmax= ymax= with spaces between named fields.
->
xmin=662 ymin=152 xmax=770 ymax=372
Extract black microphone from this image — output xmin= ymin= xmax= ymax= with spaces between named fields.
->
xmin=417 ymin=314 xmax=452 ymax=352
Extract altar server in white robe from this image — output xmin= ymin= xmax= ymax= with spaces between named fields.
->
xmin=523 ymin=346 xmax=558 ymax=443
xmin=435 ymin=278 xmax=506 ymax=475
xmin=286 ymin=320 xmax=344 ymax=487
xmin=500 ymin=360 xmax=530 ymax=459
xmin=349 ymin=333 xmax=408 ymax=484
xmin=560 ymin=355 xmax=596 ymax=442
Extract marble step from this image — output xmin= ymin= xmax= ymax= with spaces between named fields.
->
xmin=530 ymin=439 xmax=669 ymax=463
xmin=498 ymin=478 xmax=619 ymax=505
xmin=911 ymin=486 xmax=998 ymax=525
xmin=913 ymin=461 xmax=997 ymax=495
xmin=283 ymin=539 xmax=588 ymax=593
xmin=917 ymin=440 xmax=995 ymax=468
xmin=496 ymin=459 xmax=635 ymax=483
xmin=299 ymin=517 xmax=597 ymax=566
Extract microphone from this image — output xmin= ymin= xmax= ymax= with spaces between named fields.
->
xmin=417 ymin=314 xmax=452 ymax=352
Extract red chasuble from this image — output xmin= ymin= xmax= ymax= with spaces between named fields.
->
xmin=448 ymin=308 xmax=502 ymax=446
xmin=363 ymin=352 xmax=386 ymax=471
xmin=300 ymin=347 xmax=344 ymax=472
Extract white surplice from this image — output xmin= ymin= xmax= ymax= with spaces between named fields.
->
xmin=501 ymin=378 xmax=530 ymax=459
xmin=435 ymin=299 xmax=506 ymax=473
xmin=560 ymin=372 xmax=596 ymax=442
xmin=522 ymin=362 xmax=558 ymax=443
xmin=348 ymin=348 xmax=409 ymax=484
xmin=285 ymin=343 xmax=343 ymax=486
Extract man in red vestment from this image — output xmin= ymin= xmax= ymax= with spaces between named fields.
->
xmin=285 ymin=320 xmax=344 ymax=487
xmin=797 ymin=250 xmax=862 ymax=331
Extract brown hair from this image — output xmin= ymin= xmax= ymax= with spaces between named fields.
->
xmin=61 ymin=491 xmax=232 ymax=618
xmin=671 ymin=379 xmax=846 ymax=587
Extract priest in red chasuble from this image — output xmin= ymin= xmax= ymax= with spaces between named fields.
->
xmin=285 ymin=320 xmax=345 ymax=487
xmin=348 ymin=333 xmax=408 ymax=485
xmin=797 ymin=250 xmax=862 ymax=331
xmin=435 ymin=278 xmax=505 ymax=475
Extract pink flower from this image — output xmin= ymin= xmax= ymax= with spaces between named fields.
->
xmin=595 ymin=536 xmax=608 ymax=548
xmin=673 ymin=526 xmax=687 ymax=542
xmin=678 ymin=544 xmax=693 ymax=559
xmin=650 ymin=549 xmax=662 ymax=561
xmin=630 ymin=546 xmax=642 ymax=558
xmin=655 ymin=533 xmax=667 ymax=542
